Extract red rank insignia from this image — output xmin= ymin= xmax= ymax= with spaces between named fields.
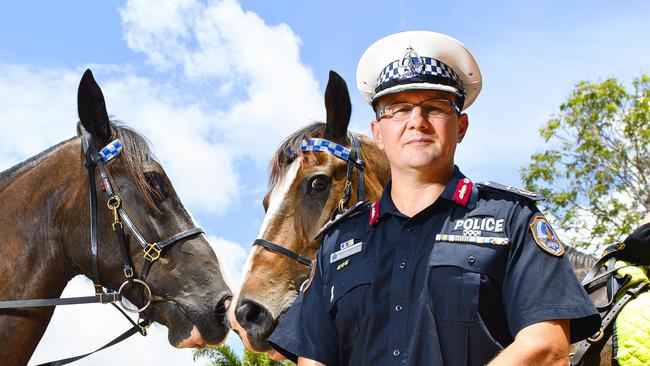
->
xmin=453 ymin=178 xmax=473 ymax=207
xmin=369 ymin=202 xmax=380 ymax=226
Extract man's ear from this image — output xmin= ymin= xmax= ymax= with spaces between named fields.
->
xmin=457 ymin=114 xmax=469 ymax=143
xmin=370 ymin=120 xmax=384 ymax=149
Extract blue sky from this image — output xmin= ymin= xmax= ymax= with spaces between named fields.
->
xmin=1 ymin=1 xmax=649 ymax=365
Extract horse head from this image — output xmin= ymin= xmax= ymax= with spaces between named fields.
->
xmin=73 ymin=69 xmax=233 ymax=348
xmin=229 ymin=71 xmax=390 ymax=352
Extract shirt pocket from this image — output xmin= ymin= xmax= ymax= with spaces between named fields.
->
xmin=327 ymin=257 xmax=374 ymax=339
xmin=428 ymin=242 xmax=506 ymax=322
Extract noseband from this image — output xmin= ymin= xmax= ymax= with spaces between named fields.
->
xmin=253 ymin=133 xmax=366 ymax=291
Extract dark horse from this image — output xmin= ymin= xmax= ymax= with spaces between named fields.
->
xmin=0 ymin=70 xmax=232 ymax=366
xmin=229 ymin=71 xmax=390 ymax=352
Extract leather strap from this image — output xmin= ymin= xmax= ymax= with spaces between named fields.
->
xmin=253 ymin=239 xmax=313 ymax=267
xmin=571 ymin=281 xmax=649 ymax=366
xmin=35 ymin=318 xmax=150 ymax=366
xmin=0 ymin=293 xmax=121 ymax=309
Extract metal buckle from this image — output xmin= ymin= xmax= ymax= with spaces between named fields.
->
xmin=587 ymin=330 xmax=604 ymax=343
xmin=94 ymin=284 xmax=104 ymax=296
xmin=143 ymin=243 xmax=161 ymax=262
xmin=137 ymin=318 xmax=151 ymax=336
xmin=117 ymin=279 xmax=152 ymax=313
xmin=123 ymin=267 xmax=134 ymax=278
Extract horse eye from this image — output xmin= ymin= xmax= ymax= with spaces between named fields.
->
xmin=309 ymin=176 xmax=329 ymax=193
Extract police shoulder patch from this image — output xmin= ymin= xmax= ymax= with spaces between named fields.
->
xmin=477 ymin=181 xmax=543 ymax=201
xmin=529 ymin=215 xmax=565 ymax=257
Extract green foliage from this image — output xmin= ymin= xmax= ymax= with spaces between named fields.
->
xmin=193 ymin=344 xmax=296 ymax=366
xmin=521 ymin=75 xmax=650 ymax=249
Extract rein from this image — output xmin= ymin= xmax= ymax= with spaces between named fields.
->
xmin=0 ymin=134 xmax=205 ymax=365
xmin=253 ymin=133 xmax=366 ymax=291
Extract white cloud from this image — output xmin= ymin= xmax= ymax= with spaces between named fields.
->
xmin=1 ymin=0 xmax=325 ymax=213
xmin=208 ymin=235 xmax=248 ymax=288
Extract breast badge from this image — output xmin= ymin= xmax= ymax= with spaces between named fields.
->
xmin=530 ymin=216 xmax=565 ymax=257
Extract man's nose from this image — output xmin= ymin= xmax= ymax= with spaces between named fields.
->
xmin=406 ymin=106 xmax=428 ymax=128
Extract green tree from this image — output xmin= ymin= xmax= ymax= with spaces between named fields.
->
xmin=193 ymin=344 xmax=295 ymax=366
xmin=521 ymin=75 xmax=650 ymax=249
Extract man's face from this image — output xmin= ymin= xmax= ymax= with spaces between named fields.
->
xmin=370 ymin=90 xmax=468 ymax=175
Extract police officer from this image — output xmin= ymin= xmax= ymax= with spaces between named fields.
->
xmin=268 ymin=31 xmax=600 ymax=365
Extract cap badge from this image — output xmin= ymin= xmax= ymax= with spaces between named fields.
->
xmin=401 ymin=47 xmax=425 ymax=77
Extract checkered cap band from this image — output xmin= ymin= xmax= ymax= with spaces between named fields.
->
xmin=376 ymin=57 xmax=461 ymax=93
xmin=99 ymin=139 xmax=123 ymax=163
xmin=301 ymin=138 xmax=350 ymax=161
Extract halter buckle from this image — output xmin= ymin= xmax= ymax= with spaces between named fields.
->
xmin=94 ymin=284 xmax=104 ymax=296
xmin=137 ymin=318 xmax=152 ymax=336
xmin=144 ymin=243 xmax=162 ymax=262
xmin=123 ymin=267 xmax=134 ymax=278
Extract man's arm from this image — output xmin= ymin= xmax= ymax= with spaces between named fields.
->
xmin=297 ymin=357 xmax=326 ymax=366
xmin=488 ymin=319 xmax=570 ymax=366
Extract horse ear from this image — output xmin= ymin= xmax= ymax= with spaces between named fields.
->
xmin=77 ymin=69 xmax=112 ymax=144
xmin=324 ymin=70 xmax=352 ymax=142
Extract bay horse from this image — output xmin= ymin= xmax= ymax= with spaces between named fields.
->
xmin=228 ymin=71 xmax=390 ymax=352
xmin=0 ymin=70 xmax=232 ymax=366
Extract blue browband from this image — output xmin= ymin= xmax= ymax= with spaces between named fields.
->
xmin=300 ymin=138 xmax=351 ymax=161
xmin=98 ymin=139 xmax=123 ymax=163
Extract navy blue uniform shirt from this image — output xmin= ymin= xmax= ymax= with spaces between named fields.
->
xmin=269 ymin=166 xmax=600 ymax=365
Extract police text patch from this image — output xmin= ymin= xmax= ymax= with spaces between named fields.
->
xmin=529 ymin=216 xmax=564 ymax=257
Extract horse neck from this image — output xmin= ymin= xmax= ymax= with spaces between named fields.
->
xmin=358 ymin=135 xmax=391 ymax=202
xmin=0 ymin=138 xmax=86 ymax=363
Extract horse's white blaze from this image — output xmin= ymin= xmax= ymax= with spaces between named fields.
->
xmin=231 ymin=158 xmax=302 ymax=321
xmin=256 ymin=157 xmax=302 ymax=240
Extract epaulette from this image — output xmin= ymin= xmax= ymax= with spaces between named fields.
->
xmin=477 ymin=181 xmax=544 ymax=201
xmin=315 ymin=201 xmax=373 ymax=239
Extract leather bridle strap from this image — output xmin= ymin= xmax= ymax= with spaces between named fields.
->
xmin=253 ymin=239 xmax=313 ymax=267
xmin=35 ymin=317 xmax=150 ymax=366
xmin=570 ymin=281 xmax=649 ymax=366
xmin=0 ymin=293 xmax=121 ymax=309
xmin=253 ymin=133 xmax=366 ymax=270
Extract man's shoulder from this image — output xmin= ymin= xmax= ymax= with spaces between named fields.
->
xmin=316 ymin=201 xmax=373 ymax=240
xmin=476 ymin=181 xmax=543 ymax=203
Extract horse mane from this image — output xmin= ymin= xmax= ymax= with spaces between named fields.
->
xmin=110 ymin=122 xmax=161 ymax=211
xmin=268 ymin=122 xmax=327 ymax=189
xmin=0 ymin=121 xmax=160 ymax=210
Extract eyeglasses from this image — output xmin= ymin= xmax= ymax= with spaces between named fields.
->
xmin=377 ymin=98 xmax=459 ymax=122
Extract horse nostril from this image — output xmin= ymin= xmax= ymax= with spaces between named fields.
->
xmin=215 ymin=294 xmax=232 ymax=325
xmin=235 ymin=299 xmax=273 ymax=334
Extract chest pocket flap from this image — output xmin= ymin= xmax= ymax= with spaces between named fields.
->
xmin=327 ymin=257 xmax=374 ymax=308
xmin=430 ymin=242 xmax=507 ymax=281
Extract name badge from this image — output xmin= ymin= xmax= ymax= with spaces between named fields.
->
xmin=330 ymin=242 xmax=362 ymax=263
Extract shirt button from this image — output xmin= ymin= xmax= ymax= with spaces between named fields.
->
xmin=395 ymin=305 xmax=403 ymax=312
xmin=468 ymin=256 xmax=476 ymax=264
xmin=406 ymin=227 xmax=413 ymax=232
xmin=399 ymin=262 xmax=407 ymax=269
xmin=393 ymin=349 xmax=401 ymax=357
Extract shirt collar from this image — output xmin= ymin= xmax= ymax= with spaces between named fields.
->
xmin=378 ymin=165 xmax=467 ymax=219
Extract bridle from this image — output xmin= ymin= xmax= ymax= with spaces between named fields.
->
xmin=253 ymin=133 xmax=366 ymax=291
xmin=0 ymin=133 xmax=205 ymax=365
xmin=81 ymin=133 xmax=205 ymax=314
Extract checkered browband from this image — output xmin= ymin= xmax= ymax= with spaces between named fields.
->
xmin=300 ymin=138 xmax=351 ymax=161
xmin=376 ymin=56 xmax=462 ymax=93
xmin=98 ymin=139 xmax=123 ymax=163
